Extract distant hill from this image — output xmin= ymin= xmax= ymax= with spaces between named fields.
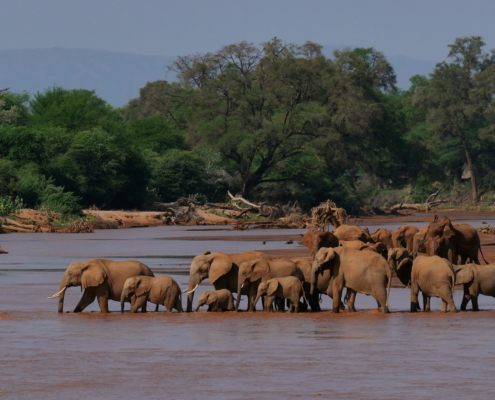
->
xmin=0 ymin=48 xmax=176 ymax=107
xmin=0 ymin=47 xmax=437 ymax=107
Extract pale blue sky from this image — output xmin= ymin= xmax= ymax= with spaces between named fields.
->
xmin=1 ymin=0 xmax=494 ymax=61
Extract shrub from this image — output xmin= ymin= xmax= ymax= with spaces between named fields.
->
xmin=0 ymin=196 xmax=24 ymax=215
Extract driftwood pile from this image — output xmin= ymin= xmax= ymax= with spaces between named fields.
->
xmin=310 ymin=200 xmax=347 ymax=232
xmin=0 ymin=217 xmax=54 ymax=233
xmin=477 ymin=224 xmax=495 ymax=235
xmin=365 ymin=188 xmax=448 ymax=215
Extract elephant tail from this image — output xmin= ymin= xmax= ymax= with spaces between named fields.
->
xmin=386 ymin=265 xmax=392 ymax=309
xmin=479 ymin=246 xmax=489 ymax=265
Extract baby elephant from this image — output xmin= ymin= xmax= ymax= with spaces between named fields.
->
xmin=121 ymin=275 xmax=182 ymax=313
xmin=254 ymin=276 xmax=307 ymax=313
xmin=195 ymin=289 xmax=235 ymax=312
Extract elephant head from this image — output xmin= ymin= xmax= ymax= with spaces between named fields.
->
xmin=311 ymin=247 xmax=337 ymax=295
xmin=253 ymin=280 xmax=279 ymax=308
xmin=120 ymin=277 xmax=151 ymax=313
xmin=426 ymin=215 xmax=455 ymax=240
xmin=371 ymin=228 xmax=393 ymax=250
xmin=236 ymin=259 xmax=270 ymax=310
xmin=387 ymin=248 xmax=413 ymax=287
xmin=302 ymin=231 xmax=339 ymax=260
xmin=49 ymin=259 xmax=107 ymax=313
xmin=184 ymin=251 xmax=232 ymax=312
xmin=426 ymin=225 xmax=456 ymax=261
xmin=454 ymin=265 xmax=476 ymax=285
xmin=195 ymin=291 xmax=218 ymax=312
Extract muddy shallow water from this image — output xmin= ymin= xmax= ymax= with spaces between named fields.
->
xmin=2 ymin=218 xmax=495 ymax=399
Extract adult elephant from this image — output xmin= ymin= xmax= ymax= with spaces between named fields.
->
xmin=425 ymin=216 xmax=486 ymax=264
xmin=311 ymin=247 xmax=392 ymax=313
xmin=455 ymin=263 xmax=495 ymax=311
xmin=333 ymin=225 xmax=373 ymax=243
xmin=292 ymin=258 xmax=347 ymax=311
xmin=49 ymin=259 xmax=154 ymax=313
xmin=340 ymin=240 xmax=386 ymax=255
xmin=410 ymin=255 xmax=457 ymax=313
xmin=184 ymin=251 xmax=271 ymax=312
xmin=236 ymin=259 xmax=304 ymax=311
xmin=301 ymin=231 xmax=339 ymax=260
xmin=387 ymin=248 xmax=413 ymax=287
xmin=371 ymin=228 xmax=394 ymax=250
xmin=412 ymin=226 xmax=428 ymax=259
xmin=392 ymin=225 xmax=419 ymax=254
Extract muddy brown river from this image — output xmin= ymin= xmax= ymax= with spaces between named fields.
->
xmin=2 ymin=218 xmax=495 ymax=399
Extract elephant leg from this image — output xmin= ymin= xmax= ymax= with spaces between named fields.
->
xmin=155 ymin=304 xmax=159 ymax=312
xmin=410 ymin=282 xmax=420 ymax=312
xmin=375 ymin=292 xmax=389 ymax=314
xmin=422 ymin=292 xmax=429 ymax=312
xmin=211 ymin=304 xmax=221 ymax=312
xmin=130 ymin=296 xmax=146 ymax=313
xmin=332 ymin=279 xmax=344 ymax=313
xmin=461 ymin=286 xmax=470 ymax=311
xmin=248 ymin=284 xmax=258 ymax=312
xmin=141 ymin=301 xmax=148 ymax=313
xmin=471 ymin=253 xmax=480 ymax=265
xmin=74 ymin=290 xmax=96 ymax=312
xmin=471 ymin=296 xmax=479 ymax=312
xmin=347 ymin=289 xmax=357 ymax=312
xmin=441 ymin=300 xmax=447 ymax=312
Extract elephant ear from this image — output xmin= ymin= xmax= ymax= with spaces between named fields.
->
xmin=397 ymin=258 xmax=413 ymax=271
xmin=201 ymin=251 xmax=211 ymax=255
xmin=387 ymin=248 xmax=397 ymax=263
xmin=443 ymin=224 xmax=456 ymax=240
xmin=81 ymin=259 xmax=107 ymax=289
xmin=251 ymin=260 xmax=271 ymax=282
xmin=205 ymin=292 xmax=217 ymax=306
xmin=209 ymin=253 xmax=233 ymax=285
xmin=267 ymin=280 xmax=280 ymax=297
xmin=455 ymin=266 xmax=474 ymax=285
xmin=322 ymin=248 xmax=336 ymax=264
xmin=135 ymin=280 xmax=152 ymax=297
xmin=301 ymin=231 xmax=314 ymax=250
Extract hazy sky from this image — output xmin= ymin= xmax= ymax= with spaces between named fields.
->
xmin=2 ymin=0 xmax=494 ymax=61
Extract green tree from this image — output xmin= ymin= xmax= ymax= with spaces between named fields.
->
xmin=127 ymin=116 xmax=185 ymax=153
xmin=170 ymin=39 xmax=395 ymax=198
xmin=414 ymin=36 xmax=495 ymax=201
xmin=0 ymin=90 xmax=30 ymax=126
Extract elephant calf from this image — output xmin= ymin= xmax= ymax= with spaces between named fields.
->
xmin=195 ymin=289 xmax=235 ymax=312
xmin=121 ymin=275 xmax=182 ymax=313
xmin=411 ymin=256 xmax=457 ymax=313
xmin=455 ymin=263 xmax=495 ymax=311
xmin=254 ymin=277 xmax=307 ymax=313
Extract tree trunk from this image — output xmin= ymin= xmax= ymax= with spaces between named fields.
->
xmin=460 ymin=137 xmax=479 ymax=202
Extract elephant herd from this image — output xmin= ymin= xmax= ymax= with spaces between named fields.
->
xmin=48 ymin=215 xmax=495 ymax=315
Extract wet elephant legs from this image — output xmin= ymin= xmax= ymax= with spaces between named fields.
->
xmin=74 ymin=290 xmax=96 ymax=312
xmin=346 ymin=289 xmax=357 ymax=312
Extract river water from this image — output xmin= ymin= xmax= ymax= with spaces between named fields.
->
xmin=1 ymin=219 xmax=495 ymax=399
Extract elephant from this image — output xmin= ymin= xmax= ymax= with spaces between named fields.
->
xmin=426 ymin=235 xmax=455 ymax=261
xmin=293 ymin=258 xmax=347 ymax=312
xmin=412 ymin=226 xmax=428 ymax=259
xmin=410 ymin=255 xmax=457 ymax=313
xmin=371 ymin=228 xmax=394 ymax=250
xmin=333 ymin=225 xmax=373 ymax=243
xmin=120 ymin=275 xmax=182 ymax=313
xmin=455 ymin=263 xmax=495 ymax=311
xmin=301 ymin=230 xmax=339 ymax=260
xmin=311 ymin=247 xmax=392 ymax=313
xmin=195 ymin=289 xmax=235 ymax=312
xmin=49 ymin=258 xmax=155 ymax=313
xmin=340 ymin=240 xmax=386 ymax=255
xmin=236 ymin=259 xmax=305 ymax=311
xmin=425 ymin=215 xmax=486 ymax=264
xmin=184 ymin=251 xmax=271 ymax=312
xmin=254 ymin=277 xmax=308 ymax=313
xmin=392 ymin=225 xmax=419 ymax=254
xmin=387 ymin=248 xmax=413 ymax=287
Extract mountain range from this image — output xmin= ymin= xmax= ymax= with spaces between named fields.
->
xmin=0 ymin=47 xmax=438 ymax=107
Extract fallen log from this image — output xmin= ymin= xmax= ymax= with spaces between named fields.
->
xmin=227 ymin=191 xmax=261 ymax=209
xmin=1 ymin=225 xmax=34 ymax=233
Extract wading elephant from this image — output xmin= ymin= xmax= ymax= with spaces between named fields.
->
xmin=333 ymin=225 xmax=373 ymax=243
xmin=425 ymin=216 xmax=486 ymax=264
xmin=184 ymin=251 xmax=271 ymax=312
xmin=371 ymin=228 xmax=394 ymax=250
xmin=455 ymin=263 xmax=495 ymax=311
xmin=392 ymin=225 xmax=419 ymax=254
xmin=311 ymin=247 xmax=392 ymax=313
xmin=340 ymin=240 xmax=386 ymax=255
xmin=236 ymin=259 xmax=304 ymax=311
xmin=120 ymin=275 xmax=182 ymax=313
xmin=387 ymin=248 xmax=413 ymax=287
xmin=410 ymin=255 xmax=457 ymax=313
xmin=195 ymin=289 xmax=235 ymax=312
xmin=412 ymin=226 xmax=428 ymax=259
xmin=254 ymin=277 xmax=307 ymax=313
xmin=293 ymin=258 xmax=347 ymax=311
xmin=301 ymin=231 xmax=339 ymax=260
xmin=49 ymin=259 xmax=155 ymax=313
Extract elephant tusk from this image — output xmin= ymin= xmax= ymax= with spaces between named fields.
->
xmin=48 ymin=287 xmax=66 ymax=299
xmin=241 ymin=284 xmax=244 ymax=289
xmin=185 ymin=284 xmax=199 ymax=294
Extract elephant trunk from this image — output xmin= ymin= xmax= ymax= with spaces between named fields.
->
xmin=185 ymin=275 xmax=201 ymax=313
xmin=57 ymin=274 xmax=69 ymax=313
xmin=120 ymin=288 xmax=128 ymax=313
xmin=195 ymin=304 xmax=201 ymax=312
xmin=310 ymin=264 xmax=319 ymax=296
xmin=254 ymin=293 xmax=261 ymax=311
xmin=235 ymin=280 xmax=244 ymax=311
